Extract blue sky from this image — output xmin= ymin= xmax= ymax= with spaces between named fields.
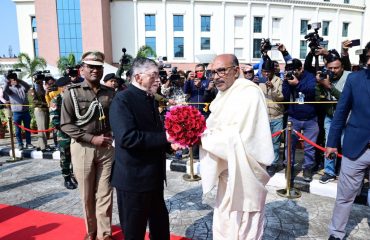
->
xmin=0 ymin=0 xmax=19 ymax=57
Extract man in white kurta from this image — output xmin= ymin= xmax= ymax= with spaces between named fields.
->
xmin=200 ymin=54 xmax=274 ymax=240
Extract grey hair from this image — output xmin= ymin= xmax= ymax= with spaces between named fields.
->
xmin=131 ymin=57 xmax=158 ymax=76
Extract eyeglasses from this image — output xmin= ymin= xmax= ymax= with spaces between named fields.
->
xmin=210 ymin=66 xmax=235 ymax=78
xmin=195 ymin=70 xmax=204 ymax=73
xmin=243 ymin=70 xmax=254 ymax=74
xmin=84 ymin=64 xmax=103 ymax=70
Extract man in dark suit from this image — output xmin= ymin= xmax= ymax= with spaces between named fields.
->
xmin=326 ymin=42 xmax=370 ymax=240
xmin=109 ymin=57 xmax=178 ymax=240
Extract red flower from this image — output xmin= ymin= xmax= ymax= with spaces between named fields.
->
xmin=165 ymin=106 xmax=207 ymax=147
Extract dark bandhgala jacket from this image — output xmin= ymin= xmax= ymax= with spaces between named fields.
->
xmin=109 ymin=84 xmax=169 ymax=192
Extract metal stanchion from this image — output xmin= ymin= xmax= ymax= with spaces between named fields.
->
xmin=277 ymin=121 xmax=301 ymax=199
xmin=7 ymin=109 xmax=22 ymax=162
xmin=183 ymin=146 xmax=201 ymax=182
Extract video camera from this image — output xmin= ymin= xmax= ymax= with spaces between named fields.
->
xmin=304 ymin=22 xmax=327 ymax=50
xmin=261 ymin=38 xmax=279 ymax=53
xmin=119 ymin=48 xmax=131 ymax=66
xmin=33 ymin=70 xmax=50 ymax=82
xmin=6 ymin=69 xmax=21 ymax=80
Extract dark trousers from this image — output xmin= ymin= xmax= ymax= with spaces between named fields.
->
xmin=116 ymin=189 xmax=170 ymax=240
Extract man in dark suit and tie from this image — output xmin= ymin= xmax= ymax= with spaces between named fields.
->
xmin=326 ymin=41 xmax=370 ymax=240
xmin=109 ymin=57 xmax=178 ymax=240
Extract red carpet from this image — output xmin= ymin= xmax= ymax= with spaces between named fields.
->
xmin=0 ymin=204 xmax=190 ymax=240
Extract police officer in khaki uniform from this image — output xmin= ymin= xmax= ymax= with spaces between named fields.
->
xmin=61 ymin=51 xmax=115 ymax=240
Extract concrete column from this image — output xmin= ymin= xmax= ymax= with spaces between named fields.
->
xmin=80 ymin=0 xmax=112 ymax=64
xmin=34 ymin=0 xmax=59 ymax=65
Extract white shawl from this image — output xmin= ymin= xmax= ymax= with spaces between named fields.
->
xmin=200 ymin=78 xmax=274 ymax=213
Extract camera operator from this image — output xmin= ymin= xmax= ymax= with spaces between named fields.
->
xmin=315 ymin=51 xmax=351 ymax=184
xmin=44 ymin=75 xmax=59 ymax=148
xmin=282 ymin=59 xmax=318 ymax=182
xmin=258 ymin=60 xmax=285 ymax=176
xmin=3 ymin=71 xmax=34 ymax=150
xmin=31 ymin=71 xmax=51 ymax=151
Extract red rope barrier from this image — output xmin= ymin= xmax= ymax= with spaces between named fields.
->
xmin=13 ymin=122 xmax=55 ymax=133
xmin=294 ymin=130 xmax=343 ymax=158
xmin=271 ymin=130 xmax=283 ymax=138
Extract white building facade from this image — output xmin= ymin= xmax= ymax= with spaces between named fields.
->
xmin=112 ymin=0 xmax=368 ymax=64
xmin=14 ymin=0 xmax=369 ymax=66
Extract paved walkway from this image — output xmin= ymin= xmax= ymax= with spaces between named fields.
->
xmin=0 ymin=157 xmax=369 ymax=239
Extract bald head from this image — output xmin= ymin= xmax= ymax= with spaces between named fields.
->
xmin=210 ymin=54 xmax=240 ymax=92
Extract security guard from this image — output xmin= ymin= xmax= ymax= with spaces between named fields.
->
xmin=61 ymin=51 xmax=115 ymax=240
xmin=50 ymin=77 xmax=76 ymax=190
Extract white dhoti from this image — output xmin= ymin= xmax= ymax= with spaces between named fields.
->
xmin=212 ymin=170 xmax=265 ymax=240
xmin=200 ymin=79 xmax=274 ymax=240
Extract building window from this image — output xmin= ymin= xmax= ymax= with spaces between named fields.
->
xmin=174 ymin=37 xmax=184 ymax=57
xmin=31 ymin=16 xmax=38 ymax=57
xmin=300 ymin=40 xmax=307 ymax=59
xmin=234 ymin=16 xmax=244 ymax=37
xmin=201 ymin=16 xmax=211 ymax=32
xmin=253 ymin=38 xmax=262 ymax=58
xmin=56 ymin=0 xmax=83 ymax=60
xmin=173 ymin=15 xmax=183 ymax=31
xmin=342 ymin=22 xmax=349 ymax=37
xmin=300 ymin=20 xmax=308 ymax=35
xmin=344 ymin=0 xmax=350 ymax=3
xmin=324 ymin=0 xmax=330 ymax=2
xmin=145 ymin=14 xmax=156 ymax=31
xmin=253 ymin=17 xmax=262 ymax=33
xmin=31 ymin=16 xmax=37 ymax=32
xmin=33 ymin=39 xmax=39 ymax=57
xmin=145 ymin=37 xmax=156 ymax=55
xmin=322 ymin=21 xmax=330 ymax=36
xmin=234 ymin=48 xmax=243 ymax=59
xmin=201 ymin=37 xmax=210 ymax=50
xmin=272 ymin=18 xmax=281 ymax=36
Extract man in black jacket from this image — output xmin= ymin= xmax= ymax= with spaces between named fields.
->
xmin=109 ymin=57 xmax=178 ymax=240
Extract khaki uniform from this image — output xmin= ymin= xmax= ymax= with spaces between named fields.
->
xmin=61 ymin=80 xmax=115 ymax=238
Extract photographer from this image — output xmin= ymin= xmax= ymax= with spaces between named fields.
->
xmin=31 ymin=72 xmax=51 ymax=151
xmin=253 ymin=40 xmax=292 ymax=77
xmin=65 ymin=65 xmax=83 ymax=84
xmin=316 ymin=51 xmax=351 ymax=184
xmin=259 ymin=60 xmax=284 ymax=176
xmin=183 ymin=64 xmax=210 ymax=116
xmin=161 ymin=68 xmax=186 ymax=104
xmin=282 ymin=59 xmax=318 ymax=182
xmin=3 ymin=71 xmax=34 ymax=150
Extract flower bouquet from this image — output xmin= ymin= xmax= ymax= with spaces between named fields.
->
xmin=164 ymin=106 xmax=206 ymax=181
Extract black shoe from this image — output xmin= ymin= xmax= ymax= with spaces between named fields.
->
xmin=319 ymin=173 xmax=336 ymax=184
xmin=303 ymin=169 xmax=313 ymax=182
xmin=71 ymin=175 xmax=78 ymax=185
xmin=17 ymin=145 xmax=24 ymax=150
xmin=328 ymin=235 xmax=340 ymax=240
xmin=267 ymin=165 xmax=277 ymax=177
xmin=25 ymin=144 xmax=35 ymax=149
xmin=64 ymin=177 xmax=77 ymax=190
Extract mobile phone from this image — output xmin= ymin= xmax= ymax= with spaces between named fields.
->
xmin=349 ymin=39 xmax=361 ymax=47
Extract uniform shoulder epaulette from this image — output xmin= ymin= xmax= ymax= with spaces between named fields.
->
xmin=67 ymin=83 xmax=81 ymax=89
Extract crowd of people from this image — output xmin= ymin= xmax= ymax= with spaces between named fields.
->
xmin=0 ymin=37 xmax=369 ymax=239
